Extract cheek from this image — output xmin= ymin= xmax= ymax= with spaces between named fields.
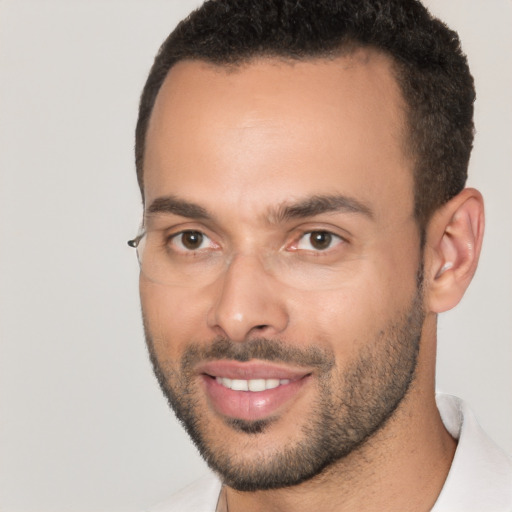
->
xmin=287 ymin=287 xmax=374 ymax=357
xmin=287 ymin=258 xmax=419 ymax=355
xmin=140 ymin=279 xmax=211 ymax=355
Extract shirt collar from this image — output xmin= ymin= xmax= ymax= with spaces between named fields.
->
xmin=432 ymin=394 xmax=512 ymax=512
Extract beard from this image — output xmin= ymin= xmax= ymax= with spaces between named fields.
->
xmin=143 ymin=278 xmax=425 ymax=492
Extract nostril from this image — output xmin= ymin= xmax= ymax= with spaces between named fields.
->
xmin=254 ymin=325 xmax=268 ymax=331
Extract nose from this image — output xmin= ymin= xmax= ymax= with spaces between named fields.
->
xmin=207 ymin=253 xmax=289 ymax=342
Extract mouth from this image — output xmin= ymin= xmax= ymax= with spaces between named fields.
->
xmin=197 ymin=360 xmax=312 ymax=423
xmin=214 ymin=377 xmax=291 ymax=391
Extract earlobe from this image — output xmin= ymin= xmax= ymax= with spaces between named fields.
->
xmin=425 ymin=188 xmax=485 ymax=313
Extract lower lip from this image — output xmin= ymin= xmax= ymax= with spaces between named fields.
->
xmin=201 ymin=375 xmax=310 ymax=422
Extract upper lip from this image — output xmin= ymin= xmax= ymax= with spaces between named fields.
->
xmin=196 ymin=360 xmax=313 ymax=381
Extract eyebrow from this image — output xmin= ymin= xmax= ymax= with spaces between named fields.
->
xmin=146 ymin=195 xmax=210 ymax=219
xmin=145 ymin=193 xmax=374 ymax=224
xmin=269 ymin=194 xmax=374 ymax=223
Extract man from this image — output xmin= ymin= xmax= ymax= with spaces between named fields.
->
xmin=129 ymin=0 xmax=512 ymax=510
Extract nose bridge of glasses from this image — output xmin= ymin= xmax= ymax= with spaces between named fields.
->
xmin=225 ymin=244 xmax=326 ymax=292
xmin=222 ymin=245 xmax=278 ymax=277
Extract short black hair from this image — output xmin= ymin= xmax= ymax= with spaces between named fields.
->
xmin=135 ymin=0 xmax=475 ymax=228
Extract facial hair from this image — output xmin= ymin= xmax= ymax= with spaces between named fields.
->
xmin=144 ymin=281 xmax=424 ymax=491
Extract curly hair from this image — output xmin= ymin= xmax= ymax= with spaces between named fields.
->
xmin=135 ymin=0 xmax=475 ymax=228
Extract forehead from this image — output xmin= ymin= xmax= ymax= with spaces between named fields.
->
xmin=144 ymin=51 xmax=414 ymax=223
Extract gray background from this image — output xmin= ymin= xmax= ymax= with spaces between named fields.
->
xmin=0 ymin=1 xmax=510 ymax=510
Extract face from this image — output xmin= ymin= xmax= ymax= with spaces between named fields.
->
xmin=140 ymin=51 xmax=424 ymax=490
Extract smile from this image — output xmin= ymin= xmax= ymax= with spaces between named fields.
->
xmin=215 ymin=377 xmax=291 ymax=392
xmin=195 ymin=361 xmax=312 ymax=422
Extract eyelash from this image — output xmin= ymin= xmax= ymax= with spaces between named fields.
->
xmin=167 ymin=230 xmax=218 ymax=252
xmin=293 ymin=231 xmax=344 ymax=252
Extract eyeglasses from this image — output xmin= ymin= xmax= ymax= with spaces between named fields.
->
xmin=128 ymin=227 xmax=349 ymax=290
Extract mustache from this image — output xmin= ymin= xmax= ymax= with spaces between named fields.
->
xmin=181 ymin=337 xmax=335 ymax=372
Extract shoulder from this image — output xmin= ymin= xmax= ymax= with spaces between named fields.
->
xmin=434 ymin=394 xmax=512 ymax=512
xmin=145 ymin=473 xmax=222 ymax=512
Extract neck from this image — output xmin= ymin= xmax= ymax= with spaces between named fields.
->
xmin=225 ymin=317 xmax=456 ymax=512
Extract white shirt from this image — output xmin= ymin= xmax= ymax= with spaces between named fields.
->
xmin=432 ymin=394 xmax=512 ymax=511
xmin=146 ymin=394 xmax=512 ymax=512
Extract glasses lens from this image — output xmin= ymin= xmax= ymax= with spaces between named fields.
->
xmin=134 ymin=229 xmax=349 ymax=291
xmin=136 ymin=230 xmax=227 ymax=287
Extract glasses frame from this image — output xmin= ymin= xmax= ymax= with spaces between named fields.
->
xmin=127 ymin=232 xmax=144 ymax=249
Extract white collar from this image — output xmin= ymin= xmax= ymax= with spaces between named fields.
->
xmin=432 ymin=394 xmax=512 ymax=511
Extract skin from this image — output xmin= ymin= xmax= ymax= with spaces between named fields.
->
xmin=140 ymin=49 xmax=484 ymax=511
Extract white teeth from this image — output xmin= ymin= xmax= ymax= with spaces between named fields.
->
xmin=265 ymin=379 xmax=280 ymax=390
xmin=230 ymin=379 xmax=249 ymax=391
xmin=216 ymin=377 xmax=291 ymax=391
xmin=248 ymin=379 xmax=266 ymax=392
xmin=220 ymin=377 xmax=232 ymax=388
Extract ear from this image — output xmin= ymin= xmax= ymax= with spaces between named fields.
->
xmin=424 ymin=188 xmax=485 ymax=313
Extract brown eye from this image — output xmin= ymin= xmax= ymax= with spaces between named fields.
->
xmin=167 ymin=229 xmax=219 ymax=255
xmin=295 ymin=230 xmax=342 ymax=252
xmin=309 ymin=231 xmax=332 ymax=250
xmin=181 ymin=231 xmax=203 ymax=249
xmin=170 ymin=230 xmax=206 ymax=251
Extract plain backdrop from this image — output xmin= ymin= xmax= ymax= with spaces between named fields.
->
xmin=0 ymin=1 xmax=510 ymax=511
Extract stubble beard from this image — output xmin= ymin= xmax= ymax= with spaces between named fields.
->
xmin=143 ymin=279 xmax=425 ymax=492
